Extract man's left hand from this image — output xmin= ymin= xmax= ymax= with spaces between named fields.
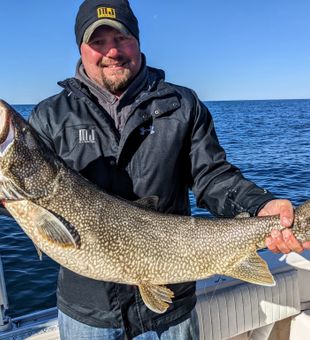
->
xmin=258 ymin=199 xmax=310 ymax=254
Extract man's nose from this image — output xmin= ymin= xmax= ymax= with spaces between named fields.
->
xmin=105 ymin=46 xmax=120 ymax=58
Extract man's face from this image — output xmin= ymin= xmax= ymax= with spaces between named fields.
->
xmin=80 ymin=25 xmax=142 ymax=96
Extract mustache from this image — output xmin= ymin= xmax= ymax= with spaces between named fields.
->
xmin=100 ymin=57 xmax=128 ymax=67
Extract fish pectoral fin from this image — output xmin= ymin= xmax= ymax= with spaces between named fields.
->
xmin=138 ymin=283 xmax=174 ymax=314
xmin=225 ymin=252 xmax=276 ymax=286
xmin=1 ymin=178 xmax=25 ymax=201
xmin=32 ymin=204 xmax=80 ymax=248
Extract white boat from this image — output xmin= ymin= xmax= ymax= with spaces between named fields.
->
xmin=195 ymin=250 xmax=310 ymax=340
xmin=0 ymin=250 xmax=309 ymax=339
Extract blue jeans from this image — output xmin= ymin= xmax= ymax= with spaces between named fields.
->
xmin=58 ymin=309 xmax=199 ymax=340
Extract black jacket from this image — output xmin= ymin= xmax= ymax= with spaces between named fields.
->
xmin=29 ymin=67 xmax=274 ymax=338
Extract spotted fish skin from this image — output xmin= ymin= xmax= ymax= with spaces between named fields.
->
xmin=0 ymin=99 xmax=310 ymax=314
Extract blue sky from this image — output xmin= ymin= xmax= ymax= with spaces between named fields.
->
xmin=0 ymin=0 xmax=309 ymax=104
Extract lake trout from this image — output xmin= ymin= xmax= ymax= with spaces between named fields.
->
xmin=0 ymin=99 xmax=310 ymax=314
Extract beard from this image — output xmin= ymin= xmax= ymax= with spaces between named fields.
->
xmin=96 ymin=57 xmax=138 ymax=95
xmin=99 ymin=68 xmax=133 ymax=94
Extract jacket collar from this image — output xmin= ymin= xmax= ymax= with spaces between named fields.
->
xmin=58 ymin=60 xmax=179 ymax=119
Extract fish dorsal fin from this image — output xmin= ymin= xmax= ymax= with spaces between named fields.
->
xmin=225 ymin=252 xmax=275 ymax=286
xmin=134 ymin=196 xmax=159 ymax=211
xmin=32 ymin=204 xmax=80 ymax=248
xmin=138 ymin=283 xmax=174 ymax=314
xmin=235 ymin=212 xmax=251 ymax=218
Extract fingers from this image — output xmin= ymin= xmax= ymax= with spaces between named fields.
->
xmin=258 ymin=199 xmax=294 ymax=228
xmin=282 ymin=229 xmax=304 ymax=253
xmin=260 ymin=199 xmax=300 ymax=254
xmin=260 ymin=199 xmax=308 ymax=254
xmin=266 ymin=230 xmax=291 ymax=254
xmin=265 ymin=236 xmax=281 ymax=253
xmin=280 ymin=206 xmax=294 ymax=228
xmin=266 ymin=229 xmax=304 ymax=254
xmin=302 ymin=241 xmax=310 ymax=250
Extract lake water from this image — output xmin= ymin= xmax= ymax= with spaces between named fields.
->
xmin=0 ymin=99 xmax=309 ymax=317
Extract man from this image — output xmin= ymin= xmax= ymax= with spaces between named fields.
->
xmin=28 ymin=0 xmax=310 ymax=339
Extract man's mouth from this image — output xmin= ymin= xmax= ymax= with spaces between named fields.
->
xmin=101 ymin=59 xmax=128 ymax=69
xmin=106 ymin=64 xmax=125 ymax=68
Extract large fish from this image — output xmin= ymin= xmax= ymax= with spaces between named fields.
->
xmin=0 ymin=99 xmax=309 ymax=314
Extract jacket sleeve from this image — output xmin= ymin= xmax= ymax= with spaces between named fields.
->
xmin=190 ymin=96 xmax=274 ymax=217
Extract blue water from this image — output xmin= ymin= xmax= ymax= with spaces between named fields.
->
xmin=0 ymin=99 xmax=309 ymax=317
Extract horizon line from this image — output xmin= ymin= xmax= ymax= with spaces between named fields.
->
xmin=11 ymin=97 xmax=310 ymax=106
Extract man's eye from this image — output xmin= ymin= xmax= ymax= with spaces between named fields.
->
xmin=90 ymin=39 xmax=105 ymax=45
xmin=116 ymin=35 xmax=131 ymax=43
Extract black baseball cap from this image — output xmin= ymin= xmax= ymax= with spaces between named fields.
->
xmin=75 ymin=0 xmax=140 ymax=47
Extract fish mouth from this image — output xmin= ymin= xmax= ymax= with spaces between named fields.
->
xmin=0 ymin=100 xmax=11 ymax=145
xmin=0 ymin=100 xmax=15 ymax=156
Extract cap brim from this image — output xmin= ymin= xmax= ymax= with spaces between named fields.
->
xmin=83 ymin=19 xmax=131 ymax=44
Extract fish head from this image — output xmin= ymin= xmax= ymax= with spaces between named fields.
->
xmin=294 ymin=200 xmax=310 ymax=240
xmin=0 ymin=99 xmax=59 ymax=201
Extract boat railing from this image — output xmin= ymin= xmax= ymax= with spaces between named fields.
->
xmin=0 ymin=255 xmax=11 ymax=331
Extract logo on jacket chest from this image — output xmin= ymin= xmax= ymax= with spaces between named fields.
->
xmin=140 ymin=125 xmax=155 ymax=136
xmin=79 ymin=128 xmax=96 ymax=144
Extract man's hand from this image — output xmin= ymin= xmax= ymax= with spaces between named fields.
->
xmin=258 ymin=199 xmax=310 ymax=254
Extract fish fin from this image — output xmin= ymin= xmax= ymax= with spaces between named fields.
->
xmin=1 ymin=178 xmax=25 ymax=201
xmin=34 ymin=244 xmax=43 ymax=261
xmin=225 ymin=252 xmax=276 ymax=286
xmin=138 ymin=283 xmax=174 ymax=314
xmin=32 ymin=204 xmax=80 ymax=248
xmin=134 ymin=196 xmax=160 ymax=211
xmin=235 ymin=212 xmax=251 ymax=218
